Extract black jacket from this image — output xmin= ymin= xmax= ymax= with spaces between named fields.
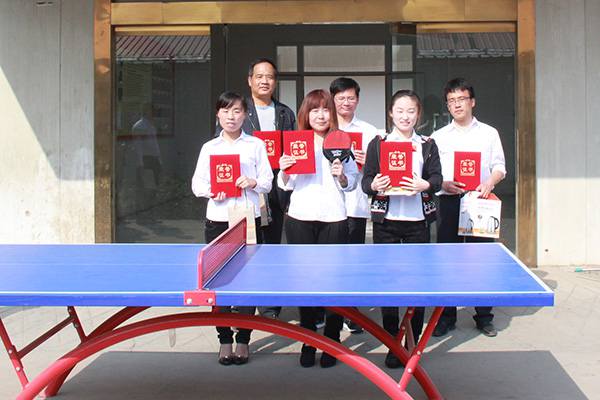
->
xmin=361 ymin=134 xmax=442 ymax=223
xmin=215 ymin=97 xmax=296 ymax=135
xmin=242 ymin=97 xmax=296 ymax=134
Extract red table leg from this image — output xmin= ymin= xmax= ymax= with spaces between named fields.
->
xmin=44 ymin=306 xmax=149 ymax=397
xmin=398 ymin=307 xmax=443 ymax=392
xmin=0 ymin=318 xmax=29 ymax=388
xmin=329 ymin=306 xmax=443 ymax=400
xmin=1 ymin=307 xmax=90 ymax=391
xmin=18 ymin=312 xmax=415 ymax=400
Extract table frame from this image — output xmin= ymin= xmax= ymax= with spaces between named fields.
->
xmin=1 ymin=305 xmax=444 ymax=400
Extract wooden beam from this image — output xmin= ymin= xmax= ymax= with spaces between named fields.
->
xmin=112 ymin=0 xmax=517 ymax=26
xmin=417 ymin=22 xmax=515 ymax=33
xmin=115 ymin=25 xmax=210 ymax=36
xmin=516 ymin=0 xmax=536 ymax=267
xmin=94 ymin=0 xmax=113 ymax=243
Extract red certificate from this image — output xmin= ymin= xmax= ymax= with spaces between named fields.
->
xmin=380 ymin=141 xmax=413 ymax=189
xmin=210 ymin=154 xmax=241 ymax=198
xmin=282 ymin=130 xmax=316 ymax=174
xmin=454 ymin=151 xmax=481 ymax=191
xmin=347 ymin=132 xmax=363 ymax=170
xmin=253 ymin=130 xmax=282 ymax=170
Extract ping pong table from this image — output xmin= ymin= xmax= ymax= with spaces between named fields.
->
xmin=0 ymin=219 xmax=553 ymax=399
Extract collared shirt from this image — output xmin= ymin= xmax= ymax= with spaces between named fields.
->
xmin=431 ymin=117 xmax=506 ymax=195
xmin=384 ymin=131 xmax=425 ymax=221
xmin=255 ymin=102 xmax=276 ymax=131
xmin=191 ymin=131 xmax=273 ymax=222
xmin=278 ymin=133 xmax=359 ymax=222
xmin=339 ymin=116 xmax=382 ymax=218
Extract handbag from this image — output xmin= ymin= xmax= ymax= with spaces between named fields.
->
xmin=228 ymin=190 xmax=257 ymax=244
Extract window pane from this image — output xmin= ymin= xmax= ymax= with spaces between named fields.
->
xmin=392 ymin=44 xmax=413 ymax=72
xmin=304 ymin=75 xmax=386 ymax=129
xmin=277 ymin=46 xmax=297 ymax=72
xmin=278 ymin=80 xmax=297 ymax=114
xmin=304 ymin=45 xmax=385 ymax=72
xmin=392 ymin=78 xmax=413 ymax=93
xmin=114 ymin=35 xmax=212 ymax=243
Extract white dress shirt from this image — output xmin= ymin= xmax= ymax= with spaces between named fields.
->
xmin=339 ymin=116 xmax=382 ymax=218
xmin=431 ymin=117 xmax=506 ymax=195
xmin=384 ymin=131 xmax=425 ymax=221
xmin=278 ymin=133 xmax=359 ymax=222
xmin=191 ymin=131 xmax=273 ymax=222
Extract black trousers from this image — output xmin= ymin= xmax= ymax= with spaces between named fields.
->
xmin=205 ymin=219 xmax=262 ymax=344
xmin=258 ymin=176 xmax=290 ymax=317
xmin=373 ymin=219 xmax=429 ymax=342
xmin=347 ymin=216 xmax=367 ymax=244
xmin=437 ymin=195 xmax=494 ymax=327
xmin=286 ymin=216 xmax=348 ymax=345
xmin=262 ymin=175 xmax=290 ymax=244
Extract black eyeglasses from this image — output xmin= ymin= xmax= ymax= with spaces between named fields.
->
xmin=446 ymin=96 xmax=471 ymax=106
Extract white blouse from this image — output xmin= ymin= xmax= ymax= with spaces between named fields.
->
xmin=278 ymin=133 xmax=359 ymax=222
xmin=384 ymin=131 xmax=425 ymax=221
xmin=191 ymin=131 xmax=273 ymax=222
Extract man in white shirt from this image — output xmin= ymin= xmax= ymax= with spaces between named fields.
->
xmin=330 ymin=77 xmax=380 ymax=334
xmin=430 ymin=78 xmax=506 ymax=338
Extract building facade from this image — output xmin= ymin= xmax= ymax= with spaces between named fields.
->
xmin=0 ymin=0 xmax=598 ymax=267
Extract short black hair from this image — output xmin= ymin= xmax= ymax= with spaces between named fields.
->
xmin=443 ymin=78 xmax=475 ymax=100
xmin=329 ymin=77 xmax=360 ymax=98
xmin=247 ymin=58 xmax=278 ymax=78
xmin=215 ymin=91 xmax=247 ymax=113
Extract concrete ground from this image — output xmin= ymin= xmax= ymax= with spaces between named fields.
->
xmin=1 ymin=266 xmax=599 ymax=400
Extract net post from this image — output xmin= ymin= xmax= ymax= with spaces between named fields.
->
xmin=184 ymin=218 xmax=247 ymax=306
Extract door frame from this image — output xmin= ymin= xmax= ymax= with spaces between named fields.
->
xmin=95 ymin=0 xmax=536 ymax=267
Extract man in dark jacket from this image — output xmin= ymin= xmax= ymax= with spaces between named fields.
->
xmin=243 ymin=58 xmax=296 ymax=246
xmin=244 ymin=58 xmax=296 ymax=319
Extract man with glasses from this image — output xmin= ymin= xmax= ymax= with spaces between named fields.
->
xmin=329 ymin=77 xmax=380 ymax=334
xmin=430 ymin=77 xmax=506 ymax=338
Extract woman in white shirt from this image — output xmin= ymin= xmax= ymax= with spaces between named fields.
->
xmin=191 ymin=91 xmax=273 ymax=366
xmin=278 ymin=89 xmax=359 ymax=368
xmin=361 ymin=90 xmax=442 ymax=369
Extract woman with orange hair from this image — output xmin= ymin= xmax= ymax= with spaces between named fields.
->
xmin=278 ymin=89 xmax=359 ymax=368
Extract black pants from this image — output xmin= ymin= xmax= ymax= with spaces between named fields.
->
xmin=205 ymin=219 xmax=262 ymax=344
xmin=347 ymin=216 xmax=367 ymax=244
xmin=262 ymin=175 xmax=290 ymax=244
xmin=437 ymin=195 xmax=494 ymax=327
xmin=373 ymin=219 xmax=429 ymax=342
xmin=286 ymin=216 xmax=348 ymax=344
xmin=258 ymin=176 xmax=290 ymax=317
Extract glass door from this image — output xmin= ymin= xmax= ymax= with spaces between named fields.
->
xmin=113 ymin=32 xmax=212 ymax=243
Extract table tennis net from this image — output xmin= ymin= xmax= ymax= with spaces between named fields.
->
xmin=198 ymin=218 xmax=247 ymax=288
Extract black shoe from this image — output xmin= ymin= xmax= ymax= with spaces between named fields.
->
xmin=478 ymin=323 xmax=497 ymax=337
xmin=343 ymin=319 xmax=364 ymax=334
xmin=300 ymin=345 xmax=316 ymax=367
xmin=432 ymin=321 xmax=455 ymax=337
xmin=384 ymin=350 xmax=403 ymax=369
xmin=218 ymin=344 xmax=234 ymax=366
xmin=260 ymin=307 xmax=280 ymax=319
xmin=320 ymin=352 xmax=337 ymax=368
xmin=261 ymin=310 xmax=279 ymax=319
xmin=233 ymin=343 xmax=249 ymax=365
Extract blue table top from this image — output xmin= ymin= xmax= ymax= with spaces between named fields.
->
xmin=0 ymin=243 xmax=553 ymax=307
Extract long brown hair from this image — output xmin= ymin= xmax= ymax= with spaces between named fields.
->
xmin=297 ymin=89 xmax=338 ymax=132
